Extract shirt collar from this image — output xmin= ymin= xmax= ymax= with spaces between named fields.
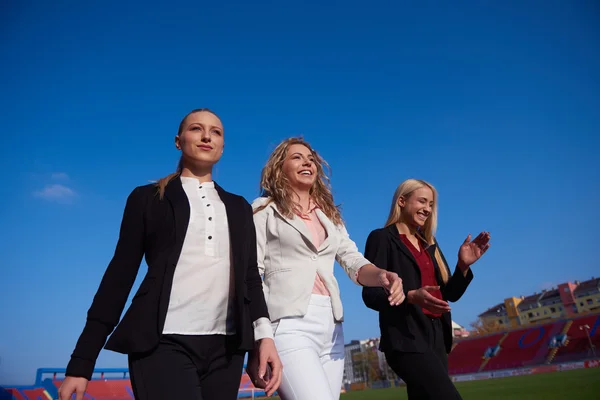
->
xmin=181 ymin=176 xmax=215 ymax=188
xmin=296 ymin=199 xmax=319 ymax=220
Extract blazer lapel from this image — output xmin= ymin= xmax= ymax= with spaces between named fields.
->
xmin=215 ymin=183 xmax=238 ymax=243
xmin=315 ymin=209 xmax=333 ymax=252
xmin=386 ymin=224 xmax=421 ymax=275
xmin=214 ymin=183 xmax=244 ymax=279
xmin=269 ymin=203 xmax=316 ymax=251
xmin=164 ymin=175 xmax=190 ymax=249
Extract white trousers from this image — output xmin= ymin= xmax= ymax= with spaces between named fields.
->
xmin=272 ymin=294 xmax=345 ymax=400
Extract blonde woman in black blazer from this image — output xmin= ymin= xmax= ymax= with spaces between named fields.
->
xmin=363 ymin=179 xmax=490 ymax=400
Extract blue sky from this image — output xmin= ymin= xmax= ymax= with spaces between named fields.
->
xmin=1 ymin=0 xmax=599 ymax=385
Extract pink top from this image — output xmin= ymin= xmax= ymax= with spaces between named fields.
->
xmin=297 ymin=201 xmax=331 ymax=297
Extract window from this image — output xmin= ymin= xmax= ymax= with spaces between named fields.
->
xmin=587 ymin=299 xmax=593 ymax=305
xmin=550 ymin=307 xmax=556 ymax=313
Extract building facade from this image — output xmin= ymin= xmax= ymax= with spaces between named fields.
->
xmin=479 ymin=277 xmax=600 ymax=330
xmin=343 ymin=320 xmax=467 ymax=385
xmin=343 ymin=340 xmax=361 ymax=384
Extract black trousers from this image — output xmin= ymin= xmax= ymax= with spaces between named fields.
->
xmin=385 ymin=318 xmax=462 ymax=400
xmin=128 ymin=334 xmax=245 ymax=400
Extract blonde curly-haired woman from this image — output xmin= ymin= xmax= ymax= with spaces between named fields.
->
xmin=246 ymin=137 xmax=405 ymax=400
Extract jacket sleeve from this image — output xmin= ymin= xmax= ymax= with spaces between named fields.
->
xmin=335 ymin=224 xmax=372 ymax=285
xmin=251 ymin=198 xmax=269 ymax=279
xmin=245 ymin=200 xmax=270 ymax=324
xmin=361 ymin=230 xmax=394 ymax=312
xmin=437 ymin=240 xmax=474 ymax=303
xmin=66 ymin=186 xmax=147 ymax=379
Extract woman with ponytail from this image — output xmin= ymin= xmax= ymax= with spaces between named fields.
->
xmin=59 ymin=109 xmax=281 ymax=400
xmin=362 ymin=179 xmax=490 ymax=400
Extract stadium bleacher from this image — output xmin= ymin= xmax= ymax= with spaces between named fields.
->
xmin=552 ymin=314 xmax=600 ymax=364
xmin=2 ymin=313 xmax=598 ymax=399
xmin=482 ymin=321 xmax=565 ymax=371
xmin=448 ymin=312 xmax=599 ymax=377
xmin=2 ymin=387 xmax=51 ymax=400
xmin=448 ymin=332 xmax=505 ymax=374
xmin=52 ymin=378 xmax=133 ymax=398
xmin=2 ymin=367 xmax=264 ymax=400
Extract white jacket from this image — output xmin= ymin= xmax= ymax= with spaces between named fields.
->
xmin=252 ymin=197 xmax=371 ymax=322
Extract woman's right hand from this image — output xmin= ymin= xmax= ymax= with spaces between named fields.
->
xmin=407 ymin=286 xmax=451 ymax=314
xmin=58 ymin=376 xmax=88 ymax=400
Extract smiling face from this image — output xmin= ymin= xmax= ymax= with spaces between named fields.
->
xmin=398 ymin=186 xmax=435 ymax=229
xmin=175 ymin=110 xmax=224 ymax=169
xmin=282 ymin=143 xmax=317 ymax=192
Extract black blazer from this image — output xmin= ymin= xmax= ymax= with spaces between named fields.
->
xmin=362 ymin=225 xmax=473 ymax=355
xmin=66 ymin=176 xmax=269 ymax=380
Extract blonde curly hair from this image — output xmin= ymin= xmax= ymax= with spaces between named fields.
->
xmin=255 ymin=137 xmax=343 ymax=226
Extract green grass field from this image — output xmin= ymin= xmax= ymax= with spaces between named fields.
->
xmin=267 ymin=368 xmax=600 ymax=399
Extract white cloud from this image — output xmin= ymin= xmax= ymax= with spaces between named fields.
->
xmin=34 ymin=184 xmax=77 ymax=203
xmin=51 ymin=172 xmax=70 ymax=181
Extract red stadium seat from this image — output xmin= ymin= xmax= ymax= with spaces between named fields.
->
xmin=21 ymin=388 xmax=51 ymax=399
xmin=482 ymin=322 xmax=564 ymax=371
xmin=53 ymin=379 xmax=133 ymax=399
xmin=4 ymin=389 xmax=26 ymax=400
xmin=553 ymin=314 xmax=600 ymax=363
xmin=448 ymin=333 xmax=504 ymax=374
xmin=85 ymin=379 xmax=133 ymax=399
xmin=3 ymin=387 xmax=51 ymax=400
xmin=51 ymin=372 xmax=264 ymax=399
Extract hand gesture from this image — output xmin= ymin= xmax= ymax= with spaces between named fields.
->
xmin=458 ymin=231 xmax=491 ymax=269
xmin=407 ymin=286 xmax=451 ymax=314
xmin=246 ymin=338 xmax=282 ymax=397
xmin=58 ymin=376 xmax=88 ymax=400
xmin=378 ymin=270 xmax=406 ymax=306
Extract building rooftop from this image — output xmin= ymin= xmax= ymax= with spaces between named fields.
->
xmin=479 ymin=302 xmax=506 ymax=318
xmin=517 ymin=293 xmax=543 ymax=311
xmin=574 ymin=277 xmax=600 ymax=296
xmin=452 ymin=320 xmax=464 ymax=329
xmin=540 ymin=288 xmax=560 ymax=300
xmin=478 ymin=277 xmax=598 ymax=319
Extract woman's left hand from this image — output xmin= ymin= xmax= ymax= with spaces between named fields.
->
xmin=458 ymin=231 xmax=491 ymax=271
xmin=379 ymin=270 xmax=406 ymax=306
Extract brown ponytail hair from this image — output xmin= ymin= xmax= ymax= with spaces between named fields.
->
xmin=155 ymin=108 xmax=220 ymax=199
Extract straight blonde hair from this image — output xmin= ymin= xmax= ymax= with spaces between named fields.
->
xmin=385 ymin=179 xmax=449 ymax=283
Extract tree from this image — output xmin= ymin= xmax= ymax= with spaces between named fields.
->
xmin=469 ymin=317 xmax=501 ymax=335
xmin=352 ymin=347 xmax=385 ymax=384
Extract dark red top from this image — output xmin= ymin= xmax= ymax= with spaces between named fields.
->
xmin=400 ymin=234 xmax=444 ymax=318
